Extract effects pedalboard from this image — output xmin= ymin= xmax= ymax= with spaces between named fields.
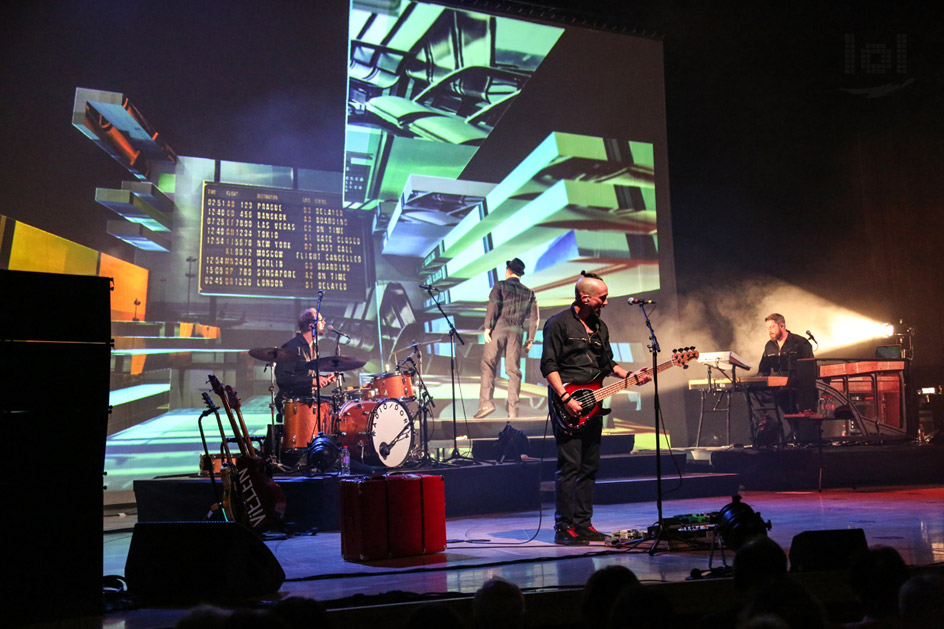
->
xmin=604 ymin=512 xmax=720 ymax=546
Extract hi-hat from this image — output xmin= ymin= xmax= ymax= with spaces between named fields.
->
xmin=248 ymin=347 xmax=298 ymax=363
xmin=307 ymin=355 xmax=366 ymax=372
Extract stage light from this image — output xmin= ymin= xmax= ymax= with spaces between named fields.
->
xmin=308 ymin=433 xmax=339 ymax=472
xmin=715 ymin=495 xmax=772 ymax=551
xmin=823 ymin=317 xmax=898 ymax=348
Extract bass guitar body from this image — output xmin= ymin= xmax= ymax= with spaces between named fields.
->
xmin=549 ymin=381 xmax=606 ymax=435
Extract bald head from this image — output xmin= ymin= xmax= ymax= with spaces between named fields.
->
xmin=574 ymin=274 xmax=609 ymax=318
xmin=575 ymin=276 xmax=607 ymax=300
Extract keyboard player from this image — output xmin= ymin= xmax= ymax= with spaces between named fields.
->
xmin=759 ymin=313 xmax=814 ymax=377
xmin=756 ymin=313 xmax=814 ymax=444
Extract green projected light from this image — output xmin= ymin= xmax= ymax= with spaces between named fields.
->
xmin=379 ymin=131 xmax=660 ymax=313
xmin=344 ymin=1 xmax=563 ymax=211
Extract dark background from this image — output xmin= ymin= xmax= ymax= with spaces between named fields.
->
xmin=2 ymin=0 xmax=941 ymax=387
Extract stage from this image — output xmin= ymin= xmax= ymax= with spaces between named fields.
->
xmin=98 ymin=478 xmax=944 ymax=628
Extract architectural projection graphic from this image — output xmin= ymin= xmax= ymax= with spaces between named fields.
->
xmin=344 ymin=1 xmax=564 ymax=211
xmin=387 ymin=131 xmax=658 ymax=315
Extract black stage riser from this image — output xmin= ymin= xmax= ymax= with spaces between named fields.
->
xmin=710 ymin=445 xmax=944 ymax=491
xmin=135 ymin=462 xmax=542 ymax=532
xmin=540 ymin=473 xmax=741 ymax=505
xmin=536 ymin=451 xmax=685 ymax=479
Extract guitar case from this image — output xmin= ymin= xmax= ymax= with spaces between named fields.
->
xmin=340 ymin=474 xmax=446 ymax=561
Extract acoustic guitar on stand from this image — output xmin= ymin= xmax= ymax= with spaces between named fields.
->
xmin=550 ymin=347 xmax=699 ymax=434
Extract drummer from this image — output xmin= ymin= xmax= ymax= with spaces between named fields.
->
xmin=275 ymin=308 xmax=338 ymax=407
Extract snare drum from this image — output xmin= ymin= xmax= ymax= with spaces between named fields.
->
xmin=342 ymin=387 xmax=371 ymax=403
xmin=336 ymin=398 xmax=414 ymax=467
xmin=369 ymin=372 xmax=414 ymax=400
xmin=282 ymin=398 xmax=334 ymax=449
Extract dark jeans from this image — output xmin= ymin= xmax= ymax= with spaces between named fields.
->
xmin=554 ymin=419 xmax=602 ymax=531
xmin=479 ymin=329 xmax=524 ymax=414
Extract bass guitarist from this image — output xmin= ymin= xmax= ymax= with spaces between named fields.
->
xmin=540 ymin=271 xmax=651 ymax=545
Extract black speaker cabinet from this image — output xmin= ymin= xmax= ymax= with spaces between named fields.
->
xmin=789 ymin=528 xmax=868 ymax=572
xmin=1 ymin=270 xmax=111 ymax=623
xmin=125 ymin=521 xmax=285 ymax=601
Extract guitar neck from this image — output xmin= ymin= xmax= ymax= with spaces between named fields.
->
xmin=218 ymin=398 xmax=249 ymax=458
xmin=593 ymin=359 xmax=676 ymax=403
xmin=232 ymin=405 xmax=256 ymax=457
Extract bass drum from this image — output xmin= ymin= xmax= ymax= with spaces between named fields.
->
xmin=370 ymin=398 xmax=415 ymax=468
xmin=336 ymin=398 xmax=414 ymax=468
xmin=336 ymin=400 xmax=378 ymax=458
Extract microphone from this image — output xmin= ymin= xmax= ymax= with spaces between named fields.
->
xmin=318 ymin=289 xmax=324 ymax=296
xmin=419 ymin=283 xmax=439 ymax=292
xmin=628 ymin=297 xmax=656 ymax=305
xmin=326 ymin=325 xmax=351 ymax=339
xmin=806 ymin=330 xmax=817 ymax=344
xmin=379 ymin=442 xmax=390 ymax=459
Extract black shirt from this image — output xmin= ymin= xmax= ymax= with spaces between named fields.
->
xmin=540 ymin=303 xmax=618 ymax=385
xmin=758 ymin=331 xmax=814 ymax=376
xmin=484 ymin=277 xmax=539 ymax=341
xmin=275 ymin=333 xmax=319 ymax=400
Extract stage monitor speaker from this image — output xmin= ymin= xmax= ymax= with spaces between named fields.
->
xmin=125 ymin=521 xmax=285 ymax=602
xmin=789 ymin=528 xmax=868 ymax=572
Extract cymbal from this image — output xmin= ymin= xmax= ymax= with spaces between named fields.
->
xmin=307 ymin=355 xmax=367 ymax=372
xmin=248 ymin=347 xmax=297 ymax=363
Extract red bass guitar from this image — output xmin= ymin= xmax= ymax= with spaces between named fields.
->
xmin=549 ymin=347 xmax=699 ymax=434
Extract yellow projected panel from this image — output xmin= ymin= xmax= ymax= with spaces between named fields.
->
xmin=100 ymin=253 xmax=149 ymax=321
xmin=8 ymin=222 xmax=98 ymax=275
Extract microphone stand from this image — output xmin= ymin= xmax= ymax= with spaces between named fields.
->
xmin=313 ymin=289 xmax=325 ymax=449
xmin=425 ymin=285 xmax=475 ymax=465
xmin=630 ymin=302 xmax=687 ymax=555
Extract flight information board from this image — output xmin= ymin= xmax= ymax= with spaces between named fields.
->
xmin=199 ymin=183 xmax=370 ymax=300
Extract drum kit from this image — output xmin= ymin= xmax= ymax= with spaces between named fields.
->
xmin=248 ymin=345 xmax=430 ymax=471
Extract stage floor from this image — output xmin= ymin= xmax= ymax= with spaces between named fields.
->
xmin=102 ymin=484 xmax=944 ymax=628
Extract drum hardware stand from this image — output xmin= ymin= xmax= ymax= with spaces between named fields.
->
xmin=402 ymin=344 xmax=438 ymax=467
xmin=325 ymin=325 xmax=353 ymax=437
xmin=312 ymin=288 xmax=326 ymax=453
xmin=424 ymin=285 xmax=476 ymax=465
xmin=262 ymin=361 xmax=284 ymax=466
